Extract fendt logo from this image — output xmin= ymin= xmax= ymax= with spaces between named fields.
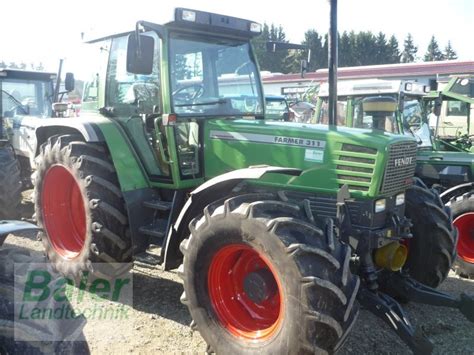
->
xmin=394 ymin=157 xmax=414 ymax=167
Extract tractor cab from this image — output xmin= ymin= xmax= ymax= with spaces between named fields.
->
xmin=83 ymin=8 xmax=264 ymax=188
xmin=0 ymin=69 xmax=56 ymax=126
xmin=0 ymin=69 xmax=56 ymax=170
xmin=315 ymin=78 xmax=429 ymax=134
xmin=424 ymin=76 xmax=474 ymax=152
xmin=314 ymin=77 xmax=474 ymax=189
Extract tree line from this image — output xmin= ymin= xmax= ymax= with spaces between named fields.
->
xmin=1 ymin=27 xmax=458 ymax=75
xmin=252 ymin=24 xmax=458 ymax=74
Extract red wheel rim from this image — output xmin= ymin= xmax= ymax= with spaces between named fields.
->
xmin=454 ymin=212 xmax=474 ymax=263
xmin=41 ymin=165 xmax=86 ymax=259
xmin=208 ymin=244 xmax=283 ymax=340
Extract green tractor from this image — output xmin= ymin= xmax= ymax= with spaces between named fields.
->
xmin=28 ymin=7 xmax=473 ymax=354
xmin=315 ymin=77 xmax=474 ymax=279
xmin=422 ymin=76 xmax=474 ymax=277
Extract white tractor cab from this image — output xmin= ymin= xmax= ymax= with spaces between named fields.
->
xmin=313 ymin=79 xmax=473 ymax=178
xmin=424 ymin=76 xmax=474 ymax=152
xmin=314 ymin=78 xmax=429 ymax=135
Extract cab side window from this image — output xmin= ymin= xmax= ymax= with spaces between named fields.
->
xmin=106 ymin=33 xmax=161 ymax=117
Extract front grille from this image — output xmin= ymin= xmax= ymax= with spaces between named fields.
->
xmin=335 ymin=144 xmax=377 ymax=192
xmin=380 ymin=141 xmax=417 ymax=194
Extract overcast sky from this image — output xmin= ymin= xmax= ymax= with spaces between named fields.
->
xmin=1 ymin=0 xmax=472 ymax=75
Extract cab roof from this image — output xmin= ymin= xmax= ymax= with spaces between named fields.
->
xmin=318 ymin=79 xmax=428 ymax=97
xmin=86 ymin=8 xmax=261 ymax=44
xmin=0 ymin=69 xmax=56 ymax=81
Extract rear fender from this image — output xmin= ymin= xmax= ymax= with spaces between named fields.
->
xmin=34 ymin=118 xmax=149 ymax=192
xmin=161 ymin=166 xmax=302 ymax=270
xmin=440 ymin=182 xmax=474 ymax=204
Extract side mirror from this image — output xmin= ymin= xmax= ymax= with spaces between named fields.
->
xmin=65 ymin=73 xmax=75 ymax=92
xmin=398 ymin=92 xmax=405 ymax=112
xmin=127 ymin=34 xmax=154 ymax=75
xmin=434 ymin=98 xmax=442 ymax=116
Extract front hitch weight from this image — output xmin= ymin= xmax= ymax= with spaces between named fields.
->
xmin=357 ymin=287 xmax=434 ymax=354
xmin=385 ymin=273 xmax=474 ymax=322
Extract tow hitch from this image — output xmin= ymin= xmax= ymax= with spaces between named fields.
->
xmin=359 ymin=272 xmax=474 ymax=354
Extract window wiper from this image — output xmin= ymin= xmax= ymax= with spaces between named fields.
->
xmin=1 ymin=90 xmax=28 ymax=114
xmin=174 ymin=98 xmax=227 ymax=107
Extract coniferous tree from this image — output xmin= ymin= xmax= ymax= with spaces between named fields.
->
xmin=401 ymin=33 xmax=418 ymax=63
xmin=301 ymin=29 xmax=325 ymax=71
xmin=443 ymin=41 xmax=458 ymax=60
xmin=386 ymin=35 xmax=401 ymax=64
xmin=354 ymin=31 xmax=376 ymax=65
xmin=374 ymin=32 xmax=389 ymax=64
xmin=347 ymin=31 xmax=357 ymax=66
xmin=339 ymin=31 xmax=352 ymax=67
xmin=252 ymin=23 xmax=290 ymax=73
xmin=424 ymin=35 xmax=444 ymax=61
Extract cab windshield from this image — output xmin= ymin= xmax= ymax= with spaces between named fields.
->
xmin=169 ymin=34 xmax=263 ymax=117
xmin=1 ymin=79 xmax=53 ymax=117
xmin=316 ymin=95 xmax=426 ymax=136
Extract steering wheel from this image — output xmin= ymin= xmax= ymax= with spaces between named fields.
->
xmin=172 ymin=83 xmax=204 ymax=102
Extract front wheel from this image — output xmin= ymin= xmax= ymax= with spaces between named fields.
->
xmin=179 ymin=194 xmax=359 ymax=354
xmin=448 ymin=191 xmax=474 ymax=278
xmin=403 ymin=178 xmax=457 ymax=288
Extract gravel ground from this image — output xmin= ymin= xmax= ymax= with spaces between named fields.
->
xmin=4 ymin=195 xmax=474 ymax=354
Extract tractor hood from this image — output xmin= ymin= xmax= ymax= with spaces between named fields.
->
xmin=203 ymin=119 xmax=418 ymax=198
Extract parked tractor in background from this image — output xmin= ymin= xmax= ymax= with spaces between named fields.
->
xmin=0 ymin=67 xmax=75 ymax=219
xmin=315 ymin=77 xmax=474 ymax=278
xmin=423 ymin=76 xmax=474 ymax=277
xmin=21 ymin=6 xmax=473 ymax=354
xmin=264 ymin=95 xmax=293 ymax=121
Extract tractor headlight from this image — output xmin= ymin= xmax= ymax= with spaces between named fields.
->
xmin=181 ymin=10 xmax=196 ymax=22
xmin=250 ymin=22 xmax=262 ymax=33
xmin=375 ymin=199 xmax=386 ymax=213
xmin=395 ymin=193 xmax=405 ymax=206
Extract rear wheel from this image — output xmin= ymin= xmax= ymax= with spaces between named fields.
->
xmin=179 ymin=193 xmax=359 ymax=354
xmin=448 ymin=191 xmax=474 ymax=278
xmin=0 ymin=145 xmax=21 ymax=219
xmin=0 ymin=247 xmax=89 ymax=354
xmin=403 ymin=178 xmax=457 ymax=288
xmin=34 ymin=135 xmax=132 ymax=279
